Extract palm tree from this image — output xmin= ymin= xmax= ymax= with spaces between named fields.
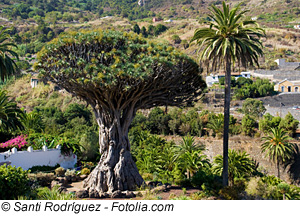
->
xmin=207 ymin=113 xmax=224 ymax=137
xmin=191 ymin=2 xmax=265 ymax=186
xmin=21 ymin=111 xmax=45 ymax=133
xmin=174 ymin=136 xmax=209 ymax=179
xmin=0 ymin=90 xmax=24 ymax=133
xmin=212 ymin=149 xmax=256 ymax=185
xmin=0 ymin=26 xmax=19 ymax=81
xmin=261 ymin=127 xmax=295 ymax=178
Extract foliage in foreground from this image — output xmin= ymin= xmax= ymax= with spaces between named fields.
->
xmin=0 ymin=164 xmax=30 ymax=199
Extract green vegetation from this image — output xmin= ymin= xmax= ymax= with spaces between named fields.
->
xmin=0 ymin=164 xmax=30 ymax=199
xmin=1 ymin=0 xmax=300 ymax=200
xmin=234 ymin=78 xmax=275 ymax=100
xmin=261 ymin=127 xmax=296 ymax=178
xmin=0 ymin=25 xmax=19 ymax=81
xmin=238 ymin=98 xmax=266 ymax=118
xmin=0 ymin=90 xmax=24 ymax=139
xmin=212 ymin=149 xmax=258 ymax=185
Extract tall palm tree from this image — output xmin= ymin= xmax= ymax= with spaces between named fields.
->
xmin=0 ymin=26 xmax=19 ymax=81
xmin=261 ymin=127 xmax=295 ymax=178
xmin=191 ymin=2 xmax=265 ymax=186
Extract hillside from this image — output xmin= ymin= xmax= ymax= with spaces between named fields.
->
xmin=0 ymin=0 xmax=299 ymax=25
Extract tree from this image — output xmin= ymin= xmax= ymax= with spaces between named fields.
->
xmin=261 ymin=127 xmax=295 ymax=178
xmin=258 ymin=113 xmax=281 ymax=134
xmin=174 ymin=136 xmax=209 ymax=179
xmin=171 ymin=35 xmax=182 ymax=44
xmin=239 ymin=98 xmax=266 ymax=118
xmin=279 ymin=112 xmax=299 ymax=137
xmin=0 ymin=26 xmax=19 ymax=81
xmin=0 ymin=90 xmax=24 ymax=133
xmin=132 ymin=24 xmax=140 ymax=34
xmin=207 ymin=113 xmax=224 ymax=137
xmin=241 ymin=114 xmax=256 ymax=136
xmin=141 ymin=26 xmax=148 ymax=38
xmin=191 ymin=2 xmax=265 ymax=186
xmin=22 ymin=111 xmax=45 ymax=133
xmin=35 ymin=30 xmax=206 ymax=195
xmin=212 ymin=149 xmax=256 ymax=185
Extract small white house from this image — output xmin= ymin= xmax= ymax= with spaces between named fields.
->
xmin=206 ymin=71 xmax=251 ymax=87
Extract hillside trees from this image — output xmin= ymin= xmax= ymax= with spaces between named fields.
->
xmin=35 ymin=30 xmax=206 ymax=195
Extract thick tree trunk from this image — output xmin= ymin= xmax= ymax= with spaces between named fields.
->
xmin=222 ymin=55 xmax=231 ymax=187
xmin=83 ymin=107 xmax=144 ymax=195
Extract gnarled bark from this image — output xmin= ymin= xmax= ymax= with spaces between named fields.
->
xmin=83 ymin=106 xmax=144 ymax=194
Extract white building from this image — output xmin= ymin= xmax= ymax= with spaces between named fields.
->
xmin=206 ymin=71 xmax=251 ymax=87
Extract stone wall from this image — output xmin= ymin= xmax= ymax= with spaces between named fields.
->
xmin=254 ymin=70 xmax=300 ymax=81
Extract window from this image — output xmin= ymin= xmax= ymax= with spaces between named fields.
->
xmin=288 ymin=86 xmax=291 ymax=92
xmin=281 ymin=86 xmax=284 ymax=92
xmin=295 ymin=87 xmax=299 ymax=92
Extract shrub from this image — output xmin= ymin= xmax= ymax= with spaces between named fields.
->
xmin=219 ymin=180 xmax=246 ymax=200
xmin=65 ymin=169 xmax=76 ymax=177
xmin=0 ymin=135 xmax=28 ymax=150
xmin=65 ymin=169 xmax=77 ymax=182
xmin=36 ymin=185 xmax=75 ymax=200
xmin=28 ymin=172 xmax=56 ymax=186
xmin=59 ymin=138 xmax=82 ymax=156
xmin=171 ymin=35 xmax=182 ymax=44
xmin=241 ymin=115 xmax=257 ymax=136
xmin=246 ymin=175 xmax=300 ymax=200
xmin=81 ymin=168 xmax=90 ymax=175
xmin=29 ymin=164 xmax=60 ymax=173
xmin=55 ymin=167 xmax=66 ymax=176
xmin=191 ymin=169 xmax=222 ymax=196
xmin=0 ymin=164 xmax=30 ymax=199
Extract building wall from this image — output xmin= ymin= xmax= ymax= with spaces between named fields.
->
xmin=0 ymin=145 xmax=77 ymax=170
xmin=277 ymin=81 xmax=300 ymax=93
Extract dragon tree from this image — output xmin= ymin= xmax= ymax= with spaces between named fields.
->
xmin=35 ymin=30 xmax=206 ymax=195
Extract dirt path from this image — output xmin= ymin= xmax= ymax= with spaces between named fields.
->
xmin=66 ymin=180 xmax=201 ymax=200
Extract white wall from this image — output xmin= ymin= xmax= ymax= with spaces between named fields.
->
xmin=0 ymin=145 xmax=77 ymax=170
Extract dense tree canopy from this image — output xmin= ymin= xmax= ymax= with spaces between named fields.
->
xmin=35 ymin=30 xmax=205 ymax=112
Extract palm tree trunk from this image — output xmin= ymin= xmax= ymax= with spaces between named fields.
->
xmin=277 ymin=161 xmax=280 ymax=179
xmin=222 ymin=55 xmax=231 ymax=187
